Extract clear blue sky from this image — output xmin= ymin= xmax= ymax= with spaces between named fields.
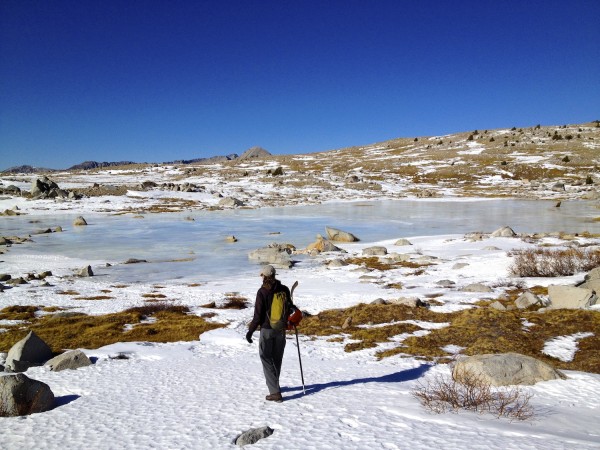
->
xmin=1 ymin=0 xmax=599 ymax=170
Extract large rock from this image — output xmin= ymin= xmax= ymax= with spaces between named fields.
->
xmin=306 ymin=236 xmax=344 ymax=254
xmin=30 ymin=177 xmax=59 ymax=198
xmin=453 ymin=353 xmax=566 ymax=386
xmin=234 ymin=426 xmax=274 ymax=446
xmin=0 ymin=373 xmax=55 ymax=416
xmin=5 ymin=331 xmax=54 ymax=373
xmin=584 ymin=267 xmax=600 ymax=282
xmin=491 ymin=226 xmax=516 ymax=237
xmin=248 ymin=244 xmax=293 ymax=269
xmin=548 ymin=285 xmax=598 ymax=309
xmin=45 ymin=350 xmax=92 ymax=372
xmin=325 ymin=226 xmax=359 ymax=242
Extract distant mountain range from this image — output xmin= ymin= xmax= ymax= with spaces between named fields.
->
xmin=1 ymin=147 xmax=271 ymax=174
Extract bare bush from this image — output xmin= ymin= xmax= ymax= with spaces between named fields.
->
xmin=509 ymin=247 xmax=600 ymax=277
xmin=412 ymin=370 xmax=534 ymax=421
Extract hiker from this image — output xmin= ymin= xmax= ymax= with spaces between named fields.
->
xmin=246 ymin=264 xmax=292 ymax=403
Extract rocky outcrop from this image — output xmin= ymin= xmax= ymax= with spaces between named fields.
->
xmin=325 ymin=226 xmax=359 ymax=242
xmin=45 ymin=350 xmax=92 ymax=372
xmin=547 ymin=285 xmax=597 ymax=309
xmin=0 ymin=373 xmax=55 ymax=416
xmin=5 ymin=331 xmax=54 ymax=372
xmin=453 ymin=353 xmax=566 ymax=386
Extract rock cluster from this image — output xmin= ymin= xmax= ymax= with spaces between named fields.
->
xmin=0 ymin=331 xmax=92 ymax=417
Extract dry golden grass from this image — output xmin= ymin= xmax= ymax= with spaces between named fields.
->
xmin=0 ymin=303 xmax=224 ymax=353
xmin=298 ymin=302 xmax=600 ymax=373
xmin=74 ymin=296 xmax=114 ymax=301
xmin=0 ymin=306 xmax=39 ymax=321
xmin=142 ymin=293 xmax=167 ymax=299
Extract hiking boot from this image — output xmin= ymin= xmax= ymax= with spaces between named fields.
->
xmin=265 ymin=392 xmax=283 ymax=403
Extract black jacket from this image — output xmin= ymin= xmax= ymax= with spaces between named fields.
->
xmin=248 ymin=279 xmax=291 ymax=334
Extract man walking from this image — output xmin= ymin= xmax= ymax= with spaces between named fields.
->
xmin=246 ymin=265 xmax=291 ymax=403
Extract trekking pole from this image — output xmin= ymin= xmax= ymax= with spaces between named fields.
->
xmin=290 ymin=281 xmax=306 ymax=395
xmin=294 ymin=325 xmax=306 ymax=395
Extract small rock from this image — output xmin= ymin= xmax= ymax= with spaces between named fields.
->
xmin=436 ymin=280 xmax=456 ymax=288
xmin=461 ymin=283 xmax=492 ymax=293
xmin=0 ymin=373 xmax=55 ymax=416
xmin=515 ymin=291 xmax=542 ymax=309
xmin=489 ymin=301 xmax=507 ymax=311
xmin=124 ymin=258 xmax=148 ymax=264
xmin=387 ymin=297 xmax=427 ymax=308
xmin=325 ymin=226 xmax=359 ymax=242
xmin=77 ymin=266 xmax=94 ymax=277
xmin=362 ymin=246 xmax=387 ymax=256
xmin=235 ymin=426 xmax=274 ymax=446
xmin=342 ymin=316 xmax=353 ymax=329
xmin=225 ymin=236 xmax=238 ymax=243
xmin=394 ymin=238 xmax=413 ymax=246
xmin=73 ymin=216 xmax=88 ymax=226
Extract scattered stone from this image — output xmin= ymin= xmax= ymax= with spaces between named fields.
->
xmin=453 ymin=353 xmax=566 ymax=386
xmin=370 ymin=298 xmax=387 ymax=305
xmin=324 ymin=226 xmax=359 ymax=242
xmin=483 ymin=246 xmax=501 ymax=251
xmin=6 ymin=277 xmax=28 ymax=286
xmin=341 ymin=316 xmax=353 ymax=329
xmin=548 ymin=285 xmax=598 ymax=309
xmin=218 ymin=197 xmax=244 ymax=208
xmin=452 ymin=263 xmax=469 ymax=270
xmin=551 ymin=182 xmax=565 ymax=192
xmin=394 ymin=238 xmax=413 ymax=246
xmin=73 ymin=216 xmax=88 ymax=226
xmin=362 ymin=246 xmax=387 ymax=256
xmin=327 ymin=259 xmax=348 ymax=268
xmin=0 ymin=373 xmax=55 ymax=417
xmin=489 ymin=301 xmax=507 ymax=311
xmin=0 ymin=274 xmax=11 ymax=282
xmin=124 ymin=258 xmax=148 ymax=264
xmin=306 ymin=235 xmax=344 ymax=254
xmin=515 ymin=291 xmax=543 ymax=309
xmin=387 ymin=297 xmax=428 ymax=308
xmin=5 ymin=331 xmax=54 ymax=372
xmin=461 ymin=283 xmax=492 ymax=293
xmin=225 ymin=235 xmax=238 ymax=243
xmin=491 ymin=226 xmax=516 ymax=237
xmin=234 ymin=426 xmax=274 ymax=446
xmin=436 ymin=280 xmax=456 ymax=288
xmin=77 ymin=266 xmax=94 ymax=277
xmin=45 ymin=350 xmax=92 ymax=372
xmin=54 ymin=226 xmax=63 ymax=232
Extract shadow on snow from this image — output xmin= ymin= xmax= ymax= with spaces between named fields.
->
xmin=282 ymin=364 xmax=431 ymax=401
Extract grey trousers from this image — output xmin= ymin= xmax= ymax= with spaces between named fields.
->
xmin=259 ymin=328 xmax=286 ymax=394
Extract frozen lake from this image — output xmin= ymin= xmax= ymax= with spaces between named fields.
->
xmin=2 ymin=199 xmax=599 ymax=283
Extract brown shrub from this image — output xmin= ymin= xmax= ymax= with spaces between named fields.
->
xmin=509 ymin=247 xmax=600 ymax=277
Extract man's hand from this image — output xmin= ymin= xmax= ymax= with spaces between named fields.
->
xmin=246 ymin=330 xmax=253 ymax=344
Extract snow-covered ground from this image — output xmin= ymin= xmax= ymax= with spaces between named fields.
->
xmin=1 ymin=169 xmax=600 ymax=448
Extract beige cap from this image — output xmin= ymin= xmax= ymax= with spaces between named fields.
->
xmin=259 ymin=265 xmax=276 ymax=277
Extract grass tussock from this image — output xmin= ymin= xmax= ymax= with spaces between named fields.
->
xmin=299 ymin=302 xmax=600 ymax=373
xmin=509 ymin=247 xmax=600 ymax=277
xmin=346 ymin=256 xmax=429 ymax=271
xmin=0 ymin=303 xmax=224 ymax=353
xmin=0 ymin=306 xmax=39 ymax=321
xmin=74 ymin=296 xmax=114 ymax=301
